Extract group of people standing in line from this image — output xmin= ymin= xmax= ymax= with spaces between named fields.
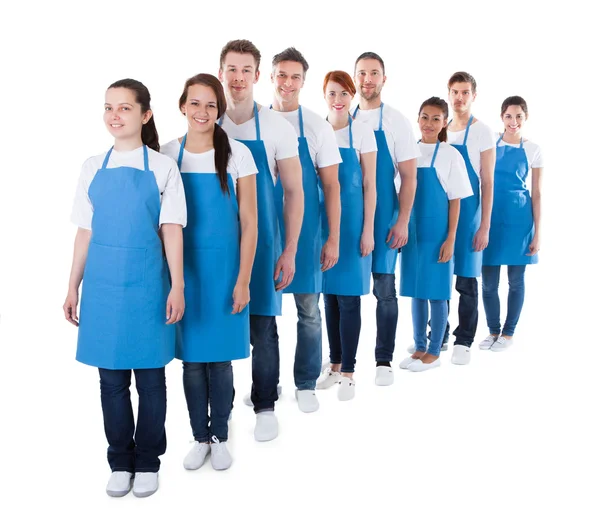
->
xmin=63 ymin=39 xmax=543 ymax=498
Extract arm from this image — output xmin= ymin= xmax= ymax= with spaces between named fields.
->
xmin=439 ymin=199 xmax=461 ymax=262
xmin=318 ymin=164 xmax=341 ymax=271
xmin=63 ymin=228 xmax=92 ymax=326
xmin=528 ymin=167 xmax=542 ymax=255
xmin=232 ymin=175 xmax=258 ymax=313
xmin=387 ymin=158 xmax=417 ymax=249
xmin=160 ymin=223 xmax=185 ymax=324
xmin=275 ymin=155 xmax=304 ymax=290
xmin=474 ymin=148 xmax=496 ymax=251
xmin=360 ymin=151 xmax=377 ymax=256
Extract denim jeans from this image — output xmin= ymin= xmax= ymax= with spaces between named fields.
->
xmin=412 ymin=299 xmax=448 ymax=356
xmin=324 ymin=294 xmax=361 ymax=373
xmin=182 ymin=361 xmax=233 ymax=443
xmin=293 ymin=293 xmax=322 ymax=390
xmin=249 ymin=315 xmax=280 ymax=413
xmin=482 ymin=265 xmax=526 ymax=336
xmin=98 ymin=367 xmax=166 ymax=473
xmin=372 ymin=273 xmax=398 ymax=362
xmin=452 ymin=276 xmax=479 ymax=347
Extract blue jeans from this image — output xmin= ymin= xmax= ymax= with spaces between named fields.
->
xmin=482 ymin=265 xmax=526 ymax=336
xmin=293 ymin=293 xmax=322 ymax=390
xmin=412 ymin=299 xmax=448 ymax=356
xmin=98 ymin=367 xmax=166 ymax=473
xmin=452 ymin=276 xmax=479 ymax=347
xmin=182 ymin=361 xmax=233 ymax=442
xmin=249 ymin=315 xmax=280 ymax=413
xmin=324 ymin=294 xmax=361 ymax=373
xmin=372 ymin=273 xmax=398 ymax=362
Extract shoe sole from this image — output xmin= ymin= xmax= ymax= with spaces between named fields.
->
xmin=106 ymin=488 xmax=131 ymax=498
xmin=133 ymin=488 xmax=158 ymax=498
xmin=375 ymin=379 xmax=393 ymax=386
xmin=254 ymin=433 xmax=278 ymax=442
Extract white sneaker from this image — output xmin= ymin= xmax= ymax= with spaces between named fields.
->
xmin=479 ymin=335 xmax=498 ymax=350
xmin=254 ymin=411 xmax=278 ymax=442
xmin=491 ymin=336 xmax=514 ymax=351
xmin=408 ymin=358 xmax=441 ymax=372
xmin=243 ymin=385 xmax=282 ymax=407
xmin=406 ymin=341 xmax=448 ymax=354
xmin=375 ymin=366 xmax=394 ymax=386
xmin=183 ymin=441 xmax=210 ymax=470
xmin=210 ymin=436 xmax=232 ymax=471
xmin=451 ymin=345 xmax=471 ymax=365
xmin=316 ymin=368 xmax=342 ymax=389
xmin=296 ymin=389 xmax=319 ymax=413
xmin=321 ymin=360 xmax=331 ymax=371
xmin=338 ymin=377 xmax=356 ymax=401
xmin=399 ymin=355 xmax=422 ymax=369
xmin=132 ymin=472 xmax=159 ymax=498
xmin=106 ymin=471 xmax=133 ymax=497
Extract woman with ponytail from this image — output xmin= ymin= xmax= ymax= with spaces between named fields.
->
xmin=398 ymin=97 xmax=472 ymax=372
xmin=161 ymin=73 xmax=258 ymax=471
xmin=63 ymin=79 xmax=187 ymax=498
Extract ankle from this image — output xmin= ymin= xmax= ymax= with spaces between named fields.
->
xmin=376 ymin=361 xmax=391 ymax=367
xmin=330 ymin=363 xmax=342 ymax=372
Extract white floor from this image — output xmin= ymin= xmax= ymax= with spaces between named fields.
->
xmin=2 ymin=265 xmax=598 ymax=529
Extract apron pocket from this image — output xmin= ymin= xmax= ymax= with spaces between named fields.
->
xmin=85 ymin=243 xmax=146 ymax=288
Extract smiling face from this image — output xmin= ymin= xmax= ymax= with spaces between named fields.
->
xmin=218 ymin=51 xmax=259 ymax=103
xmin=271 ymin=60 xmax=304 ymax=107
xmin=325 ymin=80 xmax=353 ymax=116
xmin=502 ymin=104 xmax=527 ymax=135
xmin=354 ymin=58 xmax=386 ymax=101
xmin=180 ymin=83 xmax=219 ymax=133
xmin=448 ymin=81 xmax=476 ymax=114
xmin=419 ymin=105 xmax=447 ymax=143
xmin=103 ymin=87 xmax=150 ymax=141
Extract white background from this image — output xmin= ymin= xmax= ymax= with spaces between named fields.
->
xmin=0 ymin=1 xmax=597 ymax=528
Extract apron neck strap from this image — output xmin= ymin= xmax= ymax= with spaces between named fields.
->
xmin=378 ymin=103 xmax=384 ymax=131
xmin=253 ymin=101 xmax=261 ymax=140
xmin=101 ymin=147 xmax=113 ymax=169
xmin=177 ymin=135 xmax=187 ymax=169
xmin=431 ymin=141 xmax=441 ymax=167
xmin=142 ymin=145 xmax=149 ymax=172
xmin=348 ymin=115 xmax=353 ymax=146
xmin=463 ymin=115 xmax=474 ymax=145
xmin=298 ymin=106 xmax=305 ymax=138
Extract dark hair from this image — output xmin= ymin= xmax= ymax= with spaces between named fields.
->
xmin=272 ymin=47 xmax=309 ymax=77
xmin=108 ymin=78 xmax=159 ymax=151
xmin=419 ymin=97 xmax=449 ymax=142
xmin=219 ymin=39 xmax=261 ymax=71
xmin=501 ymin=95 xmax=529 ymax=119
xmin=322 ymin=70 xmax=356 ymax=97
xmin=354 ymin=52 xmax=385 ymax=75
xmin=447 ymin=71 xmax=477 ymax=93
xmin=179 ymin=74 xmax=232 ymax=195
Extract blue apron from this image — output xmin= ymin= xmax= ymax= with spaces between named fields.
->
xmin=76 ymin=146 xmax=175 ymax=370
xmin=273 ymin=106 xmax=322 ymax=294
xmin=220 ymin=102 xmax=282 ymax=316
xmin=400 ymin=141 xmax=453 ymax=300
xmin=174 ymin=135 xmax=250 ymax=363
xmin=450 ymin=115 xmax=482 ymax=278
xmin=483 ymin=135 xmax=537 ymax=266
xmin=322 ymin=118 xmax=371 ymax=296
xmin=353 ymin=103 xmax=398 ymax=274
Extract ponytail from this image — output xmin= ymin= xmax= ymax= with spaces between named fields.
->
xmin=214 ymin=124 xmax=232 ymax=195
xmin=438 ymin=126 xmax=448 ymax=143
xmin=142 ymin=115 xmax=160 ymax=152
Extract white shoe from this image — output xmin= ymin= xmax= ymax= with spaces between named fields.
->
xmin=375 ymin=366 xmax=394 ymax=386
xmin=408 ymin=358 xmax=441 ymax=372
xmin=210 ymin=436 xmax=232 ymax=471
xmin=296 ymin=389 xmax=319 ymax=413
xmin=106 ymin=471 xmax=133 ymax=497
xmin=337 ymin=377 xmax=356 ymax=401
xmin=399 ymin=355 xmax=418 ymax=369
xmin=132 ymin=472 xmax=159 ymax=498
xmin=316 ymin=368 xmax=342 ymax=389
xmin=254 ymin=411 xmax=278 ymax=442
xmin=321 ymin=360 xmax=331 ymax=371
xmin=183 ymin=441 xmax=210 ymax=470
xmin=406 ymin=341 xmax=448 ymax=354
xmin=490 ymin=336 xmax=513 ymax=351
xmin=243 ymin=385 xmax=282 ymax=407
xmin=451 ymin=345 xmax=471 ymax=365
xmin=479 ymin=334 xmax=498 ymax=350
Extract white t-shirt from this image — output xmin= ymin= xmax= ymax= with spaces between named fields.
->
xmin=447 ymin=119 xmax=496 ymax=178
xmin=71 ymin=146 xmax=187 ymax=230
xmin=161 ymin=137 xmax=257 ymax=195
xmin=334 ymin=120 xmax=378 ymax=158
xmin=496 ymin=134 xmax=544 ymax=170
xmin=275 ymin=106 xmax=342 ymax=170
xmin=219 ymin=105 xmax=299 ymax=185
xmin=417 ymin=142 xmax=473 ymax=200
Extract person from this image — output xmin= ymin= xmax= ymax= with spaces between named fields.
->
xmin=398 ymin=97 xmax=472 ymax=371
xmin=480 ymin=96 xmax=542 ymax=351
xmin=217 ymin=39 xmax=304 ymax=442
xmin=161 ymin=74 xmax=258 ymax=471
xmin=351 ymin=52 xmax=419 ymax=386
xmin=444 ymin=71 xmax=496 ymax=366
xmin=63 ymin=79 xmax=186 ymax=498
xmin=267 ymin=47 xmax=341 ymax=412
xmin=315 ymin=71 xmax=376 ymax=399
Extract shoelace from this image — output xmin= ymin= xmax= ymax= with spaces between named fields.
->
xmin=496 ymin=336 xmax=507 ymax=345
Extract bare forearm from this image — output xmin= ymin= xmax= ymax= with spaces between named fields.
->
xmin=68 ymin=228 xmax=92 ymax=291
xmin=283 ymin=187 xmax=303 ymax=252
xmin=322 ymin=180 xmax=341 ymax=241
xmin=363 ymin=180 xmax=376 ymax=232
xmin=448 ymin=199 xmax=460 ymax=239
xmin=397 ymin=159 xmax=417 ymax=224
xmin=532 ymin=191 xmax=541 ymax=235
xmin=238 ymin=218 xmax=257 ymax=285
xmin=161 ymin=224 xmax=184 ymax=288
xmin=479 ymin=149 xmax=495 ymax=229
